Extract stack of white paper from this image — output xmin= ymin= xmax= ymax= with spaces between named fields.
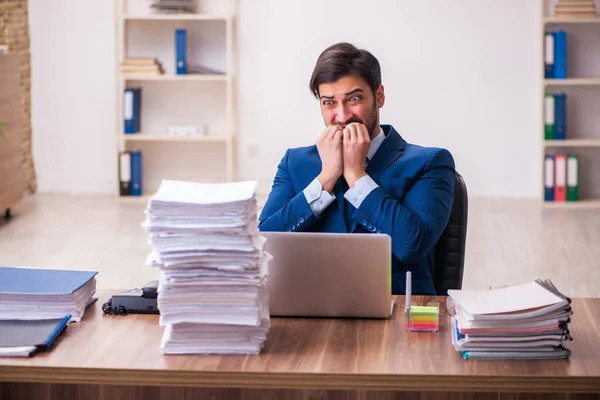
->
xmin=143 ymin=180 xmax=271 ymax=354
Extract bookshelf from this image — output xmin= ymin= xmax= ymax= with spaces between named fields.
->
xmin=114 ymin=0 xmax=237 ymax=198
xmin=542 ymin=0 xmax=600 ymax=208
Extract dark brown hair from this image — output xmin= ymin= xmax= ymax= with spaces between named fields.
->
xmin=309 ymin=42 xmax=381 ymax=99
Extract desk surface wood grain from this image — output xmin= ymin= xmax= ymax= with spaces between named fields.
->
xmin=0 ymin=291 xmax=599 ymax=393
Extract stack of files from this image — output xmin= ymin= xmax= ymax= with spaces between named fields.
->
xmin=448 ymin=280 xmax=573 ymax=360
xmin=0 ymin=315 xmax=71 ymax=357
xmin=150 ymin=0 xmax=195 ymax=13
xmin=0 ymin=266 xmax=98 ymax=322
xmin=121 ymin=58 xmax=164 ymax=76
xmin=142 ymin=179 xmax=272 ymax=354
xmin=554 ymin=0 xmax=597 ymax=18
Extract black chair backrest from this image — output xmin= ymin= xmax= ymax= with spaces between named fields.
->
xmin=433 ymin=171 xmax=468 ymax=295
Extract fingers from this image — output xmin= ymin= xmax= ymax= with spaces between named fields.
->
xmin=356 ymin=123 xmax=370 ymax=142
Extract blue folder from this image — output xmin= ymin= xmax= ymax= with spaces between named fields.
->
xmin=0 ymin=315 xmax=71 ymax=357
xmin=0 ymin=267 xmax=98 ymax=294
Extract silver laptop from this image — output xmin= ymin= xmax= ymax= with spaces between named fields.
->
xmin=262 ymin=232 xmax=393 ymax=319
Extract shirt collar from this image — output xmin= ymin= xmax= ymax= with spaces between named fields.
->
xmin=366 ymin=127 xmax=385 ymax=163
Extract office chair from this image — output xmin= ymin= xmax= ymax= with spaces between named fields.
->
xmin=433 ymin=171 xmax=468 ymax=295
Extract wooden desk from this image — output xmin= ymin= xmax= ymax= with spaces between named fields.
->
xmin=1 ymin=291 xmax=599 ymax=400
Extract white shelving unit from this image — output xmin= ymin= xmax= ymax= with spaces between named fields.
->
xmin=114 ymin=0 xmax=237 ymax=198
xmin=542 ymin=0 xmax=600 ymax=208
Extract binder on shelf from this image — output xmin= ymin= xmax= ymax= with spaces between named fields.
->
xmin=554 ymin=92 xmax=566 ymax=140
xmin=567 ymin=155 xmax=579 ymax=202
xmin=123 ymin=88 xmax=141 ymax=134
xmin=119 ymin=152 xmax=131 ymax=196
xmin=544 ymin=94 xmax=555 ymax=140
xmin=554 ymin=30 xmax=567 ymax=79
xmin=554 ymin=153 xmax=567 ymax=202
xmin=175 ymin=29 xmax=187 ymax=75
xmin=130 ymin=150 xmax=143 ymax=196
xmin=544 ymin=31 xmax=554 ymax=79
xmin=544 ymin=155 xmax=555 ymax=202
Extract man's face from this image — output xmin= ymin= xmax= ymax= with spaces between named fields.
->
xmin=318 ymin=75 xmax=385 ymax=139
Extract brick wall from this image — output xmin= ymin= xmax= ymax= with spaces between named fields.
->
xmin=0 ymin=0 xmax=36 ymax=192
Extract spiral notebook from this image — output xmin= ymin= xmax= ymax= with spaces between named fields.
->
xmin=448 ymin=279 xmax=573 ymax=360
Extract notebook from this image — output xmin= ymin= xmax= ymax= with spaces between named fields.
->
xmin=0 ymin=315 xmax=71 ymax=357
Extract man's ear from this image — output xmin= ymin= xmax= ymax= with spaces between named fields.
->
xmin=376 ymin=85 xmax=385 ymax=108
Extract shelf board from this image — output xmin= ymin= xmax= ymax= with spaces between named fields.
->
xmin=543 ymin=200 xmax=600 ymax=209
xmin=122 ymin=133 xmax=232 ymax=143
xmin=544 ymin=78 xmax=600 ymax=86
xmin=544 ymin=17 xmax=600 ymax=24
xmin=544 ymin=139 xmax=600 ymax=147
xmin=117 ymin=194 xmax=151 ymax=203
xmin=122 ymin=74 xmax=229 ymax=82
xmin=122 ymin=14 xmax=231 ymax=21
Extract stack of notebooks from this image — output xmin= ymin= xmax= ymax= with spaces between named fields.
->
xmin=553 ymin=0 xmax=596 ymax=18
xmin=448 ymin=280 xmax=573 ymax=360
xmin=143 ymin=180 xmax=272 ymax=355
xmin=121 ymin=58 xmax=164 ymax=76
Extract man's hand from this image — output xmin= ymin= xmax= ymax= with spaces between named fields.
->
xmin=343 ymin=123 xmax=370 ymax=187
xmin=316 ymin=125 xmax=343 ymax=193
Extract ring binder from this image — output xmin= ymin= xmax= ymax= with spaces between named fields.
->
xmin=535 ymin=279 xmax=572 ymax=304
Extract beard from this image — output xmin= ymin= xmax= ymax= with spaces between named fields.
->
xmin=334 ymin=102 xmax=379 ymax=139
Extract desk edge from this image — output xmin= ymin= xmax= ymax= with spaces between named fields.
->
xmin=0 ymin=367 xmax=599 ymax=393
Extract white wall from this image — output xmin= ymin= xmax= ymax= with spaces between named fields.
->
xmin=29 ymin=0 xmax=543 ymax=198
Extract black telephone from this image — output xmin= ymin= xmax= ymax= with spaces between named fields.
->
xmin=102 ymin=280 xmax=159 ymax=315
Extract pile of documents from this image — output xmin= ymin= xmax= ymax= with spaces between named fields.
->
xmin=143 ymin=179 xmax=271 ymax=354
xmin=150 ymin=0 xmax=195 ymax=13
xmin=448 ymin=280 xmax=573 ymax=360
xmin=0 ymin=266 xmax=98 ymax=323
xmin=554 ymin=0 xmax=596 ymax=18
xmin=121 ymin=58 xmax=164 ymax=76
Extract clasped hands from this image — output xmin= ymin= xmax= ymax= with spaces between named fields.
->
xmin=316 ymin=122 xmax=370 ymax=193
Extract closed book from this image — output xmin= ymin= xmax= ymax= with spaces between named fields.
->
xmin=119 ymin=152 xmax=131 ymax=196
xmin=553 ymin=31 xmax=567 ymax=79
xmin=544 ymin=94 xmax=555 ymax=140
xmin=567 ymin=155 xmax=579 ymax=201
xmin=175 ymin=29 xmax=187 ymax=75
xmin=554 ymin=92 xmax=566 ymax=140
xmin=545 ymin=155 xmax=555 ymax=201
xmin=544 ymin=32 xmax=554 ymax=78
xmin=130 ymin=150 xmax=143 ymax=196
xmin=554 ymin=154 xmax=567 ymax=202
xmin=123 ymin=88 xmax=141 ymax=134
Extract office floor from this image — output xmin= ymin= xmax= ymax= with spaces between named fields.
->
xmin=0 ymin=194 xmax=599 ymax=298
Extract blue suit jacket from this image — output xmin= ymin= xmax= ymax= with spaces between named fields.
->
xmin=258 ymin=124 xmax=455 ymax=295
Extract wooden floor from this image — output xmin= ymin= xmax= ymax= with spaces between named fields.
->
xmin=0 ymin=194 xmax=599 ymax=298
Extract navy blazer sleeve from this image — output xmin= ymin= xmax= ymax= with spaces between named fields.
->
xmin=258 ymin=149 xmax=317 ymax=232
xmin=352 ymin=148 xmax=455 ymax=264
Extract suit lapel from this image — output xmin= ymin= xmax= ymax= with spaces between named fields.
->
xmin=350 ymin=125 xmax=407 ymax=233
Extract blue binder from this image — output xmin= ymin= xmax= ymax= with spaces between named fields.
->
xmin=130 ymin=150 xmax=143 ymax=196
xmin=554 ymin=92 xmax=566 ymax=140
xmin=175 ymin=29 xmax=187 ymax=75
xmin=545 ymin=155 xmax=555 ymax=202
xmin=544 ymin=31 xmax=554 ymax=79
xmin=554 ymin=31 xmax=567 ymax=79
xmin=123 ymin=88 xmax=141 ymax=134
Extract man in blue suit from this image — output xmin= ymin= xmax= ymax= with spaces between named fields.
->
xmin=258 ymin=42 xmax=455 ymax=295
